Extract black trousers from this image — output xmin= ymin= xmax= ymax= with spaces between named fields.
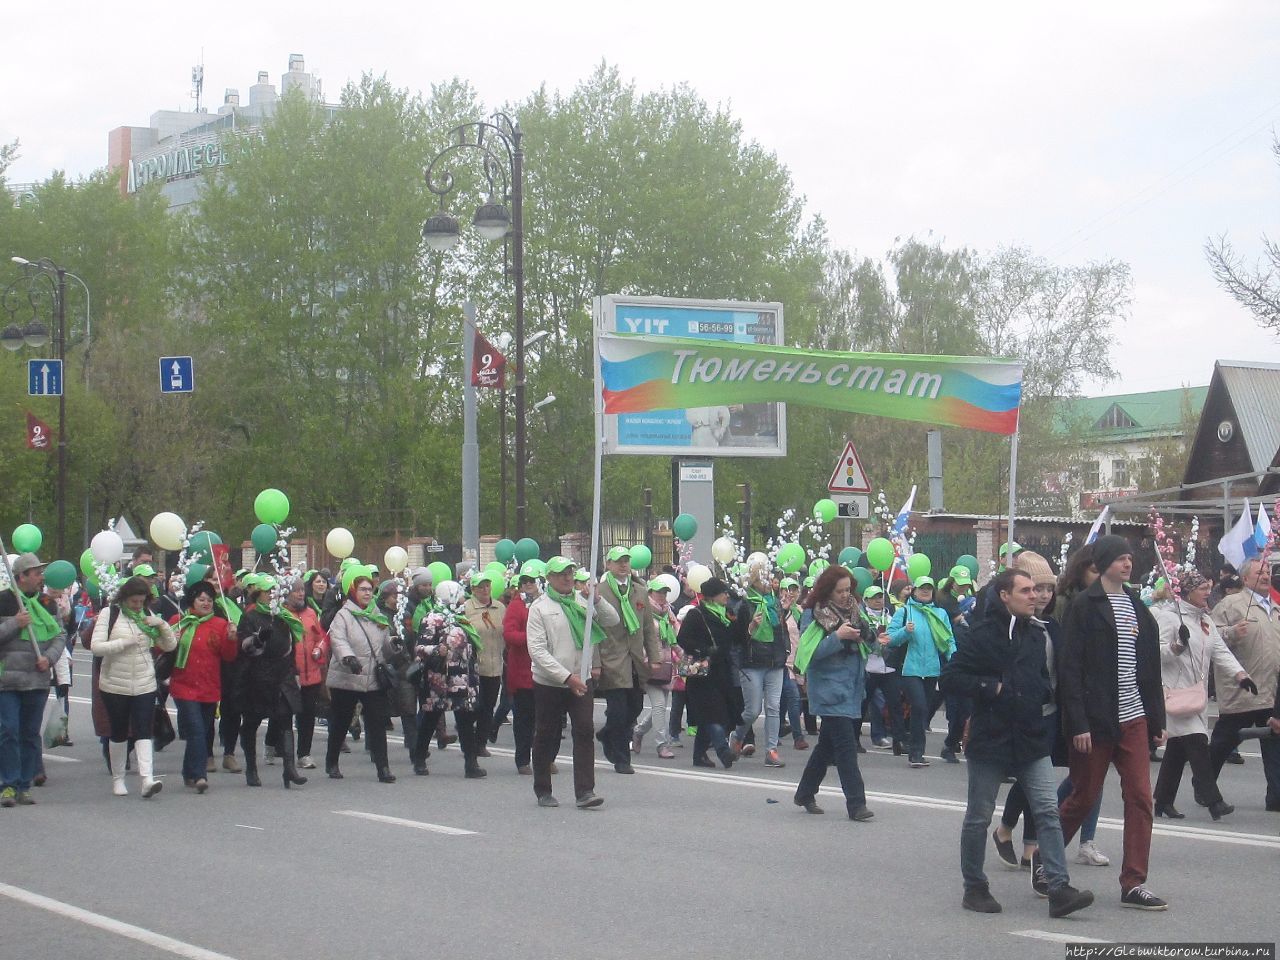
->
xmin=669 ymin=689 xmax=687 ymax=738
xmin=1155 ymin=732 xmax=1221 ymax=806
xmin=100 ymin=691 xmax=155 ymax=743
xmin=512 ymin=688 xmax=535 ymax=768
xmin=296 ymin=684 xmax=325 ymax=758
xmin=1209 ymin=707 xmax=1280 ymax=806
xmin=411 ymin=708 xmax=482 ymax=764
xmin=474 ymin=675 xmax=502 ymax=747
xmin=533 ymin=681 xmax=595 ymax=800
xmin=219 ymin=708 xmax=242 ymax=756
xmin=601 ymin=686 xmax=644 ymax=762
xmin=794 ymin=715 xmax=866 ymax=812
xmin=327 ymin=689 xmax=389 ymax=769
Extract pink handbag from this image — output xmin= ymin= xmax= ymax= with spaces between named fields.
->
xmin=1164 ymin=633 xmax=1206 ymax=717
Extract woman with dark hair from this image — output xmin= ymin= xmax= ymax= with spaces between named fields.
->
xmin=236 ymin=575 xmax=306 ymax=789
xmin=1054 ymin=545 xmax=1098 ymax=621
xmin=168 ymin=581 xmax=238 ymax=793
xmin=792 ymin=565 xmax=876 ymax=819
xmin=293 ymin=577 xmax=330 ymax=771
xmin=677 ymin=578 xmax=745 ymax=769
xmin=90 ymin=576 xmax=176 ymax=798
xmin=888 ymin=576 xmax=956 ymax=769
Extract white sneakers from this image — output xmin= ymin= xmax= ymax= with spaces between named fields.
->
xmin=299 ymin=755 xmax=317 ymax=769
xmin=1076 ymin=841 xmax=1110 ymax=866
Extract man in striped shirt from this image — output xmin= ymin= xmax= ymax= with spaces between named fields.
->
xmin=1058 ymin=535 xmax=1169 ymax=911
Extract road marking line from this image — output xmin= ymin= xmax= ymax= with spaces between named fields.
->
xmin=333 ymin=810 xmax=477 ymax=836
xmin=1010 ymin=930 xmax=1111 ymax=944
xmin=40 ymin=753 xmax=81 ymax=763
xmin=234 ymin=824 xmax=265 ymax=831
xmin=0 ymin=881 xmax=240 ymax=960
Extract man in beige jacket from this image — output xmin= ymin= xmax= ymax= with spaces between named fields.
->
xmin=464 ymin=571 xmax=506 ymax=756
xmin=1210 ymin=557 xmax=1280 ymax=810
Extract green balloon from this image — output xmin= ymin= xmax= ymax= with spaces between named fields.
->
xmin=484 ymin=561 xmax=507 ymax=576
xmin=957 ymin=554 xmax=979 ymax=578
xmin=79 ymin=548 xmax=97 ymax=579
xmin=514 ymin=538 xmax=540 ymax=564
xmin=427 ymin=561 xmax=452 ymax=588
xmin=672 ymin=513 xmax=698 ymax=541
xmin=776 ymin=542 xmax=805 ymax=574
xmin=185 ymin=563 xmax=210 ymax=587
xmin=494 ymin=539 xmax=516 ymax=564
xmin=866 ymin=537 xmax=895 ymax=571
xmin=813 ymin=499 xmax=838 ymax=524
xmin=43 ymin=559 xmax=76 ymax=590
xmin=189 ymin=530 xmax=223 ymax=565
xmin=906 ymin=554 xmax=932 ymax=581
xmin=629 ymin=544 xmax=653 ymax=570
xmin=12 ymin=524 xmax=42 ymax=554
xmin=85 ymin=580 xmax=103 ymax=602
xmin=809 ymin=558 xmax=830 ymax=578
xmin=851 ymin=567 xmax=874 ymax=593
xmin=251 ymin=523 xmax=278 ymax=554
xmin=254 ymin=488 xmax=290 ymax=525
xmin=839 ymin=546 xmax=863 ymax=567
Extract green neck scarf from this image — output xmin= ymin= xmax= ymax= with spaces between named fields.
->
xmin=411 ymin=598 xmax=438 ymax=633
xmin=747 ymin=588 xmax=780 ymax=643
xmin=914 ymin=600 xmax=954 ymax=654
xmin=307 ymin=597 xmax=323 ymax=616
xmin=653 ymin=607 xmax=678 ymax=646
xmin=175 ymin=611 xmax=213 ymax=669
xmin=122 ymin=606 xmax=161 ymax=644
xmin=546 ymin=586 xmax=605 ymax=649
xmin=702 ymin=601 xmax=730 ymax=626
xmin=454 ymin=613 xmax=482 ymax=651
xmin=280 ymin=607 xmax=305 ymax=645
xmin=352 ymin=602 xmax=389 ymax=628
xmin=606 ymin=573 xmax=640 ymax=633
xmin=215 ymin=596 xmax=241 ymax=626
xmin=22 ymin=593 xmax=61 ymax=645
xmin=793 ymin=619 xmax=825 ymax=676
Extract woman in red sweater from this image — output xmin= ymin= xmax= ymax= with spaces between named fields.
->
xmin=293 ymin=577 xmax=330 ymax=770
xmin=168 ymin=582 xmax=238 ymax=792
xmin=502 ymin=566 xmax=540 ymax=775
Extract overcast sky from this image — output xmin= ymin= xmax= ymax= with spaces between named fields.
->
xmin=5 ymin=1 xmax=1280 ymax=395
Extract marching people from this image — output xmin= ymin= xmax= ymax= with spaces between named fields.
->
xmin=888 ymin=576 xmax=956 ymax=768
xmin=597 ymin=546 xmax=661 ymax=775
xmin=90 ymin=575 xmax=176 ymax=798
xmin=502 ymin=562 xmax=544 ymax=775
xmin=1154 ymin=569 xmax=1251 ymax=820
xmin=676 ymin=578 xmax=743 ymax=769
xmin=941 ymin=569 xmax=1094 ymax=918
xmin=168 ymin=581 xmax=237 ymax=792
xmin=294 ymin=577 xmax=330 ymax=770
xmin=731 ymin=561 xmax=791 ymax=768
xmin=1057 ymin=535 xmax=1168 ymax=911
xmin=0 ymin=554 xmax=66 ymax=808
xmin=777 ymin=577 xmax=810 ymax=751
xmin=857 ymin=586 xmax=904 ymax=754
xmin=525 ymin=556 xmax=618 ymax=808
xmin=463 ymin=570 xmax=506 ymax=755
xmin=792 ymin=566 xmax=875 ymax=821
xmin=632 ymin=579 xmax=679 ymax=759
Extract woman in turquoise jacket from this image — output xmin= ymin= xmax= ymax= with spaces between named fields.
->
xmin=888 ymin=576 xmax=955 ymax=768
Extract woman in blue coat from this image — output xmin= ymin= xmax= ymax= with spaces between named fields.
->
xmin=888 ymin=576 xmax=956 ymax=768
xmin=792 ymin=566 xmax=876 ymax=821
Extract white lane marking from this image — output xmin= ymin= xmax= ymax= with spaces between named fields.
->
xmin=234 ymin=824 xmax=265 ymax=831
xmin=40 ymin=753 xmax=81 ymax=763
xmin=1010 ymin=930 xmax=1111 ymax=944
xmin=0 ymin=881 xmax=240 ymax=960
xmin=333 ymin=810 xmax=477 ymax=836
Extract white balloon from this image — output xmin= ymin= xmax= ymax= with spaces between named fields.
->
xmin=90 ymin=530 xmax=125 ymax=565
xmin=686 ymin=563 xmax=712 ymax=593
xmin=653 ymin=573 xmax=681 ymax=599
xmin=434 ymin=580 xmax=464 ymax=606
xmin=383 ymin=546 xmax=409 ymax=574
xmin=149 ymin=512 xmax=186 ymax=551
xmin=711 ymin=536 xmax=737 ymax=565
xmin=746 ymin=551 xmax=769 ymax=571
xmin=326 ymin=527 xmax=355 ymax=560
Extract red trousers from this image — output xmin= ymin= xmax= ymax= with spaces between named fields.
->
xmin=1059 ymin=716 xmax=1153 ymax=893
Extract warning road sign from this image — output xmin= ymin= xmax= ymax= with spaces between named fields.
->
xmin=827 ymin=441 xmax=871 ymax=493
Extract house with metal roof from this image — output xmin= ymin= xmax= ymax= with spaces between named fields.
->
xmin=1183 ymin=360 xmax=1280 ymax=500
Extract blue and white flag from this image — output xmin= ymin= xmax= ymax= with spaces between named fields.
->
xmin=1254 ymin=504 xmax=1273 ymax=556
xmin=892 ymin=486 xmax=917 ymax=559
xmin=1085 ymin=506 xmax=1111 ymax=546
xmin=1218 ymin=500 xmax=1254 ymax=569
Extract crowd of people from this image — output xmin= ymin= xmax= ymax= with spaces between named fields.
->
xmin=1 ymin=533 xmax=1278 ymax=918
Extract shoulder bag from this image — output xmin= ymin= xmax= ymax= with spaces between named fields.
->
xmin=1164 ymin=622 xmax=1207 ymax=717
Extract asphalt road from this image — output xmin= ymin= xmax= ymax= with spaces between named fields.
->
xmin=2 ymin=653 xmax=1276 ymax=960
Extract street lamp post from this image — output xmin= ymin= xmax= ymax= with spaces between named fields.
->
xmin=422 ymin=112 xmax=530 ymax=538
xmin=2 ymin=257 xmax=87 ymax=558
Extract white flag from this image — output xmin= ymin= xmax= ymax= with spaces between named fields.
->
xmin=1217 ymin=500 xmax=1254 ymax=569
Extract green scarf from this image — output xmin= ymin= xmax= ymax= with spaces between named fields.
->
xmin=654 ymin=608 xmax=678 ymax=646
xmin=794 ymin=619 xmax=825 ymax=676
xmin=546 ymin=586 xmax=605 ymax=649
xmin=606 ymin=573 xmax=640 ymax=633
xmin=352 ymin=602 xmax=389 ymax=628
xmin=279 ymin=607 xmax=305 ymax=645
xmin=702 ymin=601 xmax=730 ymax=627
xmin=215 ymin=596 xmax=241 ymax=626
xmin=122 ymin=606 xmax=162 ymax=644
xmin=747 ymin=588 xmax=780 ymax=643
xmin=411 ymin=598 xmax=438 ymax=633
xmin=175 ymin=612 xmax=213 ymax=669
xmin=22 ymin=593 xmax=62 ymax=645
xmin=454 ymin=614 xmax=483 ymax=651
xmin=915 ymin=601 xmax=954 ymax=654
xmin=307 ymin=597 xmax=322 ymax=616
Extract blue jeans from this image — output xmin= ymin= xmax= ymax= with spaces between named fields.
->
xmin=795 ymin=715 xmax=866 ymax=811
xmin=0 ymin=688 xmax=48 ymax=792
xmin=963 ymin=756 xmax=1070 ymax=893
xmin=736 ymin=666 xmax=783 ymax=750
xmin=900 ymin=675 xmax=939 ymax=760
xmin=779 ymin=673 xmax=804 ymax=742
xmin=693 ymin=722 xmax=730 ymax=760
xmin=175 ymin=698 xmax=216 ymax=783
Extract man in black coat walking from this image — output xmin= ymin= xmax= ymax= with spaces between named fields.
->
xmin=941 ymin=569 xmax=1093 ymax=918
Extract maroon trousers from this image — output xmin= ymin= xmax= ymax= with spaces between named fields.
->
xmin=1059 ymin=716 xmax=1153 ymax=893
xmin=532 ymin=681 xmax=596 ymax=801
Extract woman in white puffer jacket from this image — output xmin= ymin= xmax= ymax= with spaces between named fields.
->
xmin=91 ymin=576 xmax=176 ymax=798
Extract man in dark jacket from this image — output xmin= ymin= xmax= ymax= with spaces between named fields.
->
xmin=941 ymin=569 xmax=1093 ymax=918
xmin=1057 ymin=534 xmax=1168 ymax=911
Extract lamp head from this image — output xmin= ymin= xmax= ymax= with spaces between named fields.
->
xmin=421 ymin=212 xmax=461 ymax=253
xmin=1 ymin=324 xmax=24 ymax=351
xmin=472 ymin=200 xmax=511 ymax=241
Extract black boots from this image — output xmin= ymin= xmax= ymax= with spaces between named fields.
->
xmin=464 ymin=755 xmax=487 ymax=779
xmin=242 ymin=742 xmax=261 ymax=787
xmin=280 ymin=730 xmax=307 ymax=788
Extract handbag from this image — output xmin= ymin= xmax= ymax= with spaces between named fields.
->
xmin=353 ymin=617 xmax=395 ymax=692
xmin=153 ymin=702 xmax=177 ymax=751
xmin=649 ymin=650 xmax=674 ymax=684
xmin=1163 ymin=623 xmax=1207 ymax=718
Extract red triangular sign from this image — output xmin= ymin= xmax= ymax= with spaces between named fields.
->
xmin=827 ymin=441 xmax=871 ymax=493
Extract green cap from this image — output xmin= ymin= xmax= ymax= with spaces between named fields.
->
xmin=472 ymin=570 xmax=503 ymax=592
xmin=546 ymin=556 xmax=577 ymax=574
xmin=605 ymin=546 xmax=630 ymax=563
xmin=803 ymin=576 xmax=815 ymax=589
xmin=646 ymin=578 xmax=671 ymax=593
xmin=303 ymin=569 xmax=317 ymax=583
xmin=518 ymin=559 xmax=543 ymax=581
xmin=234 ymin=568 xmax=248 ymax=580
xmin=864 ymin=586 xmax=884 ymax=599
xmin=244 ymin=573 xmax=277 ymax=592
xmin=574 ymin=569 xmax=590 ymax=582
xmin=341 ymin=564 xmax=375 ymax=594
xmin=999 ymin=542 xmax=1023 ymax=556
xmin=779 ymin=578 xmax=799 ymax=590
xmin=340 ymin=557 xmax=361 ymax=571
xmin=948 ymin=565 xmax=973 ymax=586
xmin=132 ymin=563 xmax=157 ymax=578
xmin=914 ymin=576 xmax=936 ymax=589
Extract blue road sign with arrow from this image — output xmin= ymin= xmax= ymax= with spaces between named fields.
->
xmin=159 ymin=356 xmax=194 ymax=394
xmin=27 ymin=358 xmax=62 ymax=396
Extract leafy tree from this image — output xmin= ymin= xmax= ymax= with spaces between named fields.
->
xmin=1206 ymin=136 xmax=1280 ymax=338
